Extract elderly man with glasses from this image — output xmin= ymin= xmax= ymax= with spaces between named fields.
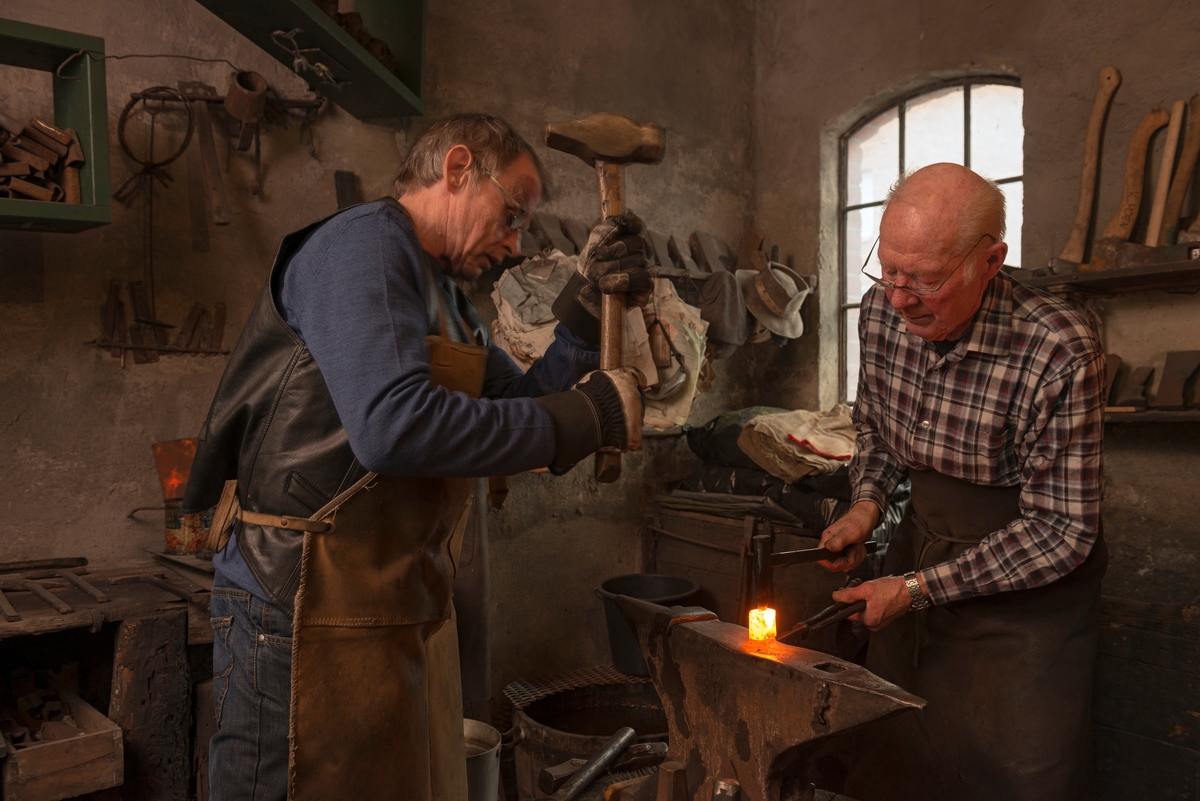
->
xmin=184 ymin=113 xmax=651 ymax=800
xmin=818 ymin=162 xmax=1107 ymax=801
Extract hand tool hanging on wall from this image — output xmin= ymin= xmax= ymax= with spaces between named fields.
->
xmin=1053 ymin=67 xmax=1121 ymax=271
xmin=1145 ymin=100 xmax=1186 ymax=247
xmin=1086 ymin=105 xmax=1170 ymax=271
xmin=1160 ymin=91 xmax=1200 ymax=245
xmin=545 ymin=112 xmax=666 ymax=483
xmin=224 ymin=71 xmax=269 ymax=194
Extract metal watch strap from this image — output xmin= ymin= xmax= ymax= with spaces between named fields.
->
xmin=904 ymin=572 xmax=931 ymax=610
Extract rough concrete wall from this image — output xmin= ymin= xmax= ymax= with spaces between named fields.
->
xmin=421 ymin=0 xmax=756 ymax=692
xmin=753 ymin=0 xmax=1200 ymax=602
xmin=0 ymin=0 xmax=756 ymax=697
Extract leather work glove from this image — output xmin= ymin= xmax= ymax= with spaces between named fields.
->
xmin=578 ymin=212 xmax=654 ymax=310
xmin=552 ymin=213 xmax=654 ymax=345
xmin=535 ymin=367 xmax=648 ymax=474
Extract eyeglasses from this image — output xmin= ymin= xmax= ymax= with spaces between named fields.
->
xmin=861 ymin=233 xmax=996 ymax=297
xmin=486 ymin=173 xmax=533 ymax=231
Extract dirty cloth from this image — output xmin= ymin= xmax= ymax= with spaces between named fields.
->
xmin=642 ymin=279 xmax=708 ymax=429
xmin=737 ymin=404 xmax=856 ymax=482
xmin=491 ymin=249 xmax=576 ymax=370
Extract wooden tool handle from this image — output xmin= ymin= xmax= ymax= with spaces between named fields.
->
xmin=1101 ymin=106 xmax=1170 ymax=242
xmin=1146 ymin=100 xmax=1186 ymax=246
xmin=1059 ymin=67 xmax=1121 ymax=263
xmin=595 ymin=160 xmax=624 ymax=484
xmin=1161 ymin=91 xmax=1200 ymax=245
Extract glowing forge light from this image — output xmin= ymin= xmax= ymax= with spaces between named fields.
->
xmin=748 ymin=606 xmax=777 ymax=641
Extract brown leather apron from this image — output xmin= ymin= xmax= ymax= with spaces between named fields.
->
xmin=846 ymin=469 xmax=1107 ymax=801
xmin=286 ymin=277 xmax=490 ymax=801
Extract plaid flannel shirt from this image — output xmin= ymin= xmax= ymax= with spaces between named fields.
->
xmin=850 ymin=272 xmax=1105 ymax=605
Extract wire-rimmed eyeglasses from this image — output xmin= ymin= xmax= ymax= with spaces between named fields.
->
xmin=861 ymin=233 xmax=996 ymax=297
xmin=486 ymin=173 xmax=533 ymax=231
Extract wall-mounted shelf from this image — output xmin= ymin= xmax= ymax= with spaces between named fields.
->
xmin=1018 ymin=242 xmax=1200 ymax=296
xmin=195 ymin=0 xmax=424 ymax=120
xmin=0 ymin=19 xmax=110 ymax=233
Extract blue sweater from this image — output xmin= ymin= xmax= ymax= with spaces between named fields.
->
xmin=216 ymin=201 xmax=597 ymax=598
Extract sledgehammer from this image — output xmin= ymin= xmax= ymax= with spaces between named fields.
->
xmin=545 ymin=112 xmax=665 ymax=482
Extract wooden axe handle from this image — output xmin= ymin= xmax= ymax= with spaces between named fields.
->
xmin=1101 ymin=106 xmax=1170 ymax=242
xmin=1146 ymin=100 xmax=1186 ymax=246
xmin=1161 ymin=91 xmax=1200 ymax=245
xmin=595 ymin=161 xmax=624 ymax=484
xmin=1059 ymin=67 xmax=1121 ymax=264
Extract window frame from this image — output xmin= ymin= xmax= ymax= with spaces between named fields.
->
xmin=837 ymin=75 xmax=1023 ymax=402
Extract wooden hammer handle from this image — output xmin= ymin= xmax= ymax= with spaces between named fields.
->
xmin=1060 ymin=67 xmax=1121 ymax=263
xmin=595 ymin=161 xmax=624 ymax=484
xmin=1101 ymin=106 xmax=1170 ymax=242
xmin=1146 ymin=100 xmax=1186 ymax=246
xmin=1161 ymin=91 xmax=1200 ymax=245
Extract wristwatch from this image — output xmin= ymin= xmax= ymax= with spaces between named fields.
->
xmin=903 ymin=572 xmax=931 ymax=611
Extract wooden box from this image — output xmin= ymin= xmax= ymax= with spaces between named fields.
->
xmin=2 ymin=688 xmax=123 ymax=801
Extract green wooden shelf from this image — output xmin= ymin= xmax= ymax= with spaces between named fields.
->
xmin=196 ymin=0 xmax=425 ymax=119
xmin=0 ymin=19 xmax=110 ymax=233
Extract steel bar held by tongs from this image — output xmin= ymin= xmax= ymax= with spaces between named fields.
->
xmin=778 ymin=579 xmax=866 ymax=644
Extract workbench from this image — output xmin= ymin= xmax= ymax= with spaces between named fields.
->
xmin=0 ymin=561 xmax=214 ymax=801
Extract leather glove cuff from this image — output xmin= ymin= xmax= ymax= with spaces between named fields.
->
xmin=536 ymin=389 xmax=603 ymax=474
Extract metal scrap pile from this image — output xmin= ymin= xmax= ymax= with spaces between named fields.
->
xmin=0 ymin=111 xmax=84 ymax=203
xmin=0 ymin=669 xmax=85 ymax=749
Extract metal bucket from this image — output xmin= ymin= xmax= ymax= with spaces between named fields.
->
xmin=511 ymin=682 xmax=667 ymax=800
xmin=464 ymin=718 xmax=501 ymax=801
xmin=595 ymin=574 xmax=698 ymax=676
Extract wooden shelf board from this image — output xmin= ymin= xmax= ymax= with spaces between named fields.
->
xmin=1018 ymin=259 xmax=1200 ymax=295
xmin=195 ymin=0 xmax=423 ymax=119
xmin=1105 ymin=410 xmax=1200 ymax=424
xmin=0 ymin=197 xmax=110 ymax=232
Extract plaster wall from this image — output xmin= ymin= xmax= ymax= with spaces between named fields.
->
xmin=0 ymin=0 xmax=755 ymax=697
xmin=753 ymin=0 xmax=1200 ymax=602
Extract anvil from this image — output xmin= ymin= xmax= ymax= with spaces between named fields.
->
xmin=616 ymin=597 xmax=924 ymax=801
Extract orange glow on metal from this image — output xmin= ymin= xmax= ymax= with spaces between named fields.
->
xmin=748 ymin=607 xmax=776 ymax=640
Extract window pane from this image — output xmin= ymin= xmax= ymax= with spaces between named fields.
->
xmin=847 ymin=106 xmax=900 ymax=206
xmin=1000 ymin=180 xmax=1022 ymax=268
xmin=970 ymin=84 xmax=1023 ymax=180
xmin=905 ymin=86 xmax=964 ymax=172
xmin=844 ymin=206 xmax=882 ymax=303
xmin=844 ymin=307 xmax=861 ymax=402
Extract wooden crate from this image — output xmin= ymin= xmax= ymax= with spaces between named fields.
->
xmin=2 ymin=688 xmax=123 ymax=801
xmin=647 ymin=505 xmax=860 ymax=658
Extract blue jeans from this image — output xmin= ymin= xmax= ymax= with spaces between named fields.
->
xmin=209 ymin=572 xmax=293 ymax=801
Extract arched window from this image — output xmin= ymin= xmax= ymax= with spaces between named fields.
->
xmin=840 ymin=78 xmax=1023 ymax=400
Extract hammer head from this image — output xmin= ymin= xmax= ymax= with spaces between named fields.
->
xmin=545 ymin=112 xmax=665 ymax=167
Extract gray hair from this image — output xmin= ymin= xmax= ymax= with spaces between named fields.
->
xmin=392 ymin=113 xmax=547 ymax=197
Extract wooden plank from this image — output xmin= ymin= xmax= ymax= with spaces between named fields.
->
xmin=211 ymin=302 xmax=226 ymax=350
xmin=194 ymin=678 xmax=216 ymax=801
xmin=109 ymin=610 xmax=192 ymax=801
xmin=1100 ymin=624 xmax=1200 ymax=672
xmin=334 ymin=169 xmax=359 ymax=209
xmin=1094 ymin=653 xmax=1200 ymax=750
xmin=1101 ymin=596 xmax=1200 ymax=640
xmin=169 ymin=303 xmax=205 ymax=348
xmin=1094 ymin=723 xmax=1198 ymax=801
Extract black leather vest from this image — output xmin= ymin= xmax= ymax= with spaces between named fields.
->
xmin=182 ymin=200 xmax=486 ymax=613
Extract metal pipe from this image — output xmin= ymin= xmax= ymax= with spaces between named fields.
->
xmin=751 ymin=533 xmax=773 ymax=609
xmin=771 ymin=541 xmax=879 ymax=567
xmin=551 ymin=726 xmax=636 ymax=801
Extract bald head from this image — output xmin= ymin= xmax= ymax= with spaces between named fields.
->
xmin=884 ymin=163 xmax=1006 ymax=257
xmin=875 ymin=163 xmax=1010 ymax=342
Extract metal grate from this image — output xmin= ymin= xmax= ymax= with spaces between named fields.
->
xmin=503 ymin=665 xmax=651 ymax=711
